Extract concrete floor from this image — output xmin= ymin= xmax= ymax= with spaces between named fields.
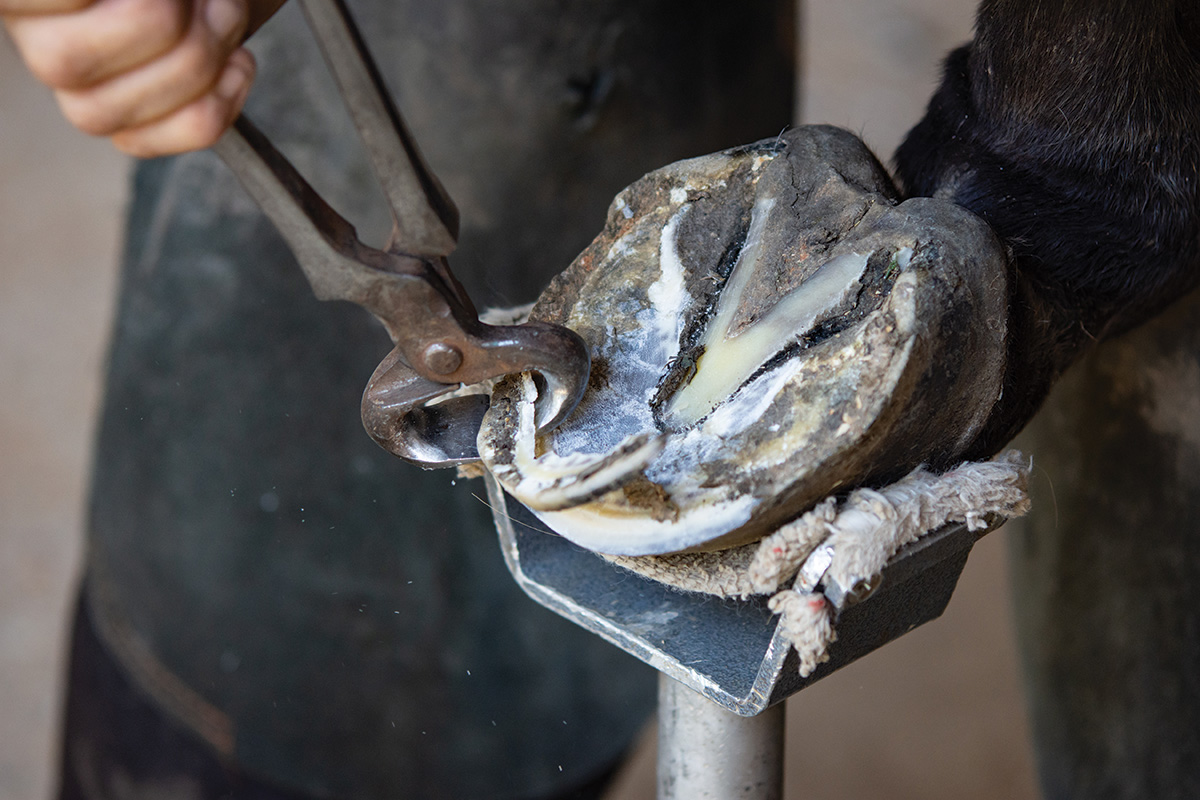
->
xmin=0 ymin=2 xmax=1040 ymax=798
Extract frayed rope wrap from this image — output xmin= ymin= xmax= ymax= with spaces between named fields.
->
xmin=768 ymin=590 xmax=838 ymax=677
xmin=605 ymin=450 xmax=1031 ymax=677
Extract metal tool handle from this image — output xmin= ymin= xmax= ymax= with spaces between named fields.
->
xmin=211 ymin=0 xmax=590 ymax=466
xmin=295 ymin=0 xmax=458 ymax=260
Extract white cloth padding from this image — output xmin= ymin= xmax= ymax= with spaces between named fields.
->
xmin=605 ymin=450 xmax=1031 ymax=676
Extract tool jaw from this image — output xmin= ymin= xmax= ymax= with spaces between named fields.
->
xmin=214 ymin=0 xmax=592 ymax=467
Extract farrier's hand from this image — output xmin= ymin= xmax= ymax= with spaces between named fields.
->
xmin=2 ymin=0 xmax=285 ymax=157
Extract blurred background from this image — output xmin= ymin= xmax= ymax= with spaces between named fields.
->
xmin=0 ymin=0 xmax=1039 ymax=797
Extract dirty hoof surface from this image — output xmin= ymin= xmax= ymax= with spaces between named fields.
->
xmin=479 ymin=126 xmax=1008 ymax=556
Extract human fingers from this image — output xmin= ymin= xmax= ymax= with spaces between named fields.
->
xmin=53 ymin=0 xmax=249 ymax=137
xmin=4 ymin=0 xmax=195 ymax=90
xmin=109 ymin=45 xmax=254 ymax=157
xmin=0 ymin=0 xmax=93 ymax=14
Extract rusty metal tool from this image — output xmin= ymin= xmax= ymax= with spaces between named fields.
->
xmin=211 ymin=0 xmax=590 ymax=468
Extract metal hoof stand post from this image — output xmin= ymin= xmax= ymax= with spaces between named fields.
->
xmin=486 ymin=474 xmax=995 ymax=799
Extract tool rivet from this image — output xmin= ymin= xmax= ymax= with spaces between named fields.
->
xmin=423 ymin=342 xmax=463 ymax=375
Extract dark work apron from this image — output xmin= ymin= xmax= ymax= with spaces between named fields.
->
xmin=81 ymin=2 xmax=795 ymax=797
